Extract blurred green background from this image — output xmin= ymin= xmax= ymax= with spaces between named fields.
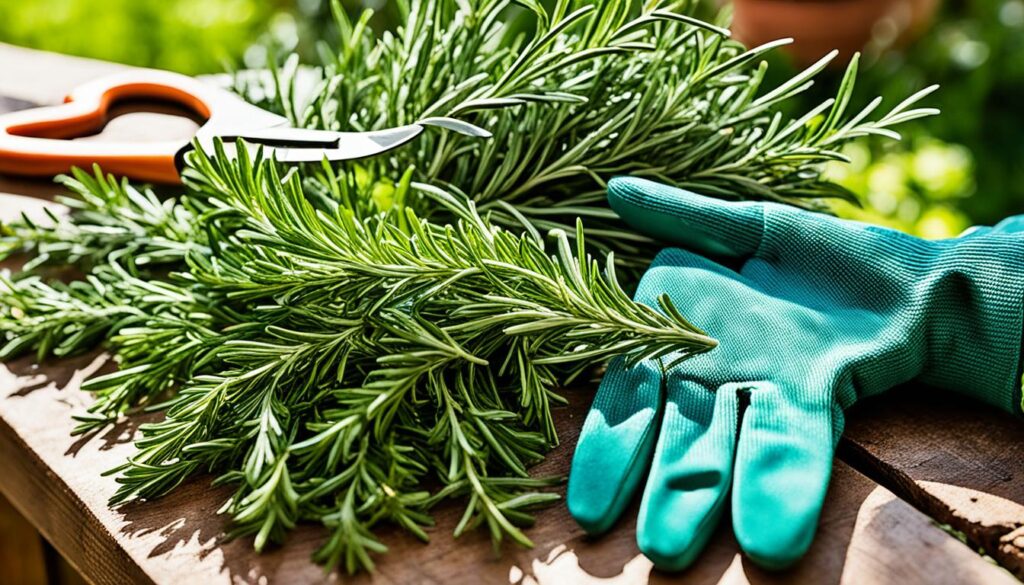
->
xmin=790 ymin=0 xmax=1024 ymax=237
xmin=1 ymin=0 xmax=1021 ymax=236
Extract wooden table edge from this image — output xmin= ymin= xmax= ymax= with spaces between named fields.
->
xmin=0 ymin=412 xmax=155 ymax=584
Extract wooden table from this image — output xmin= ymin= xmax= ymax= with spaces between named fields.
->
xmin=0 ymin=44 xmax=1022 ymax=585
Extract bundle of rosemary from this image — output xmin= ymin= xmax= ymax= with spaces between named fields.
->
xmin=0 ymin=0 xmax=936 ymax=573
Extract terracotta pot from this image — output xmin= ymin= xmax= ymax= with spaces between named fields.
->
xmin=730 ymin=0 xmax=940 ymax=65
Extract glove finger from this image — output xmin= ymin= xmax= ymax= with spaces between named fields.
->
xmin=636 ymin=378 xmax=739 ymax=571
xmin=568 ymin=357 xmax=662 ymax=534
xmin=732 ymin=382 xmax=841 ymax=569
xmin=607 ymin=177 xmax=764 ymax=259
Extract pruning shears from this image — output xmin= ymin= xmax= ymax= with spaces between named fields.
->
xmin=0 ymin=69 xmax=464 ymax=184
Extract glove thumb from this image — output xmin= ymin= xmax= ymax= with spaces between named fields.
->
xmin=607 ymin=177 xmax=764 ymax=258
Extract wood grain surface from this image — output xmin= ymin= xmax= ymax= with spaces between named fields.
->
xmin=842 ymin=388 xmax=1024 ymax=577
xmin=0 ymin=348 xmax=1014 ymax=585
xmin=0 ymin=490 xmax=49 ymax=584
xmin=0 ymin=43 xmax=1021 ymax=585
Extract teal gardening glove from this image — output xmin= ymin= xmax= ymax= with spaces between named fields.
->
xmin=567 ymin=177 xmax=1024 ymax=570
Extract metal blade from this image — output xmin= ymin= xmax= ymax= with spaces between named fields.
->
xmin=190 ymin=124 xmax=426 ymax=166
xmin=276 ymin=125 xmax=425 ymax=162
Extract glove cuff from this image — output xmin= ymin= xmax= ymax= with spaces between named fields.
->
xmin=920 ymin=235 xmax=1024 ymax=414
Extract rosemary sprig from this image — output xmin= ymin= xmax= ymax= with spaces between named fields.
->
xmin=3 ymin=150 xmax=713 ymax=571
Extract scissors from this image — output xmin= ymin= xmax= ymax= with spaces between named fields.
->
xmin=0 ymin=69 xmax=471 ymax=183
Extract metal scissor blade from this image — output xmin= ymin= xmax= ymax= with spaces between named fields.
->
xmin=231 ymin=124 xmax=426 ymax=163
xmin=279 ymin=125 xmax=425 ymax=162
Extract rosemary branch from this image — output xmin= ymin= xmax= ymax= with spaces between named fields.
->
xmin=244 ymin=0 xmax=937 ymax=263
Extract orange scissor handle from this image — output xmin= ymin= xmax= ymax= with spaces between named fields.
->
xmin=0 ymin=69 xmax=276 ymax=184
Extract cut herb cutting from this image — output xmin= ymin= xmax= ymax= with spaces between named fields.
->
xmin=0 ymin=0 xmax=937 ymax=574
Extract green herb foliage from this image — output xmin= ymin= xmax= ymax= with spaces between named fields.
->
xmin=0 ymin=0 xmax=934 ymax=573
xmin=2 ymin=155 xmax=713 ymax=572
xmin=242 ymin=0 xmax=937 ymax=264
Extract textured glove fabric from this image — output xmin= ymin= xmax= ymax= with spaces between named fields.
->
xmin=568 ymin=177 xmax=1024 ymax=571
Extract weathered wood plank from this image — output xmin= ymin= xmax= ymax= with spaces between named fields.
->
xmin=0 ymin=492 xmax=49 ymax=585
xmin=842 ymin=387 xmax=1024 ymax=578
xmin=0 ymin=347 xmax=1013 ymax=585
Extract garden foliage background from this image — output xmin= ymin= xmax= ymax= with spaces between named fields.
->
xmin=2 ymin=0 xmax=1022 ymax=236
